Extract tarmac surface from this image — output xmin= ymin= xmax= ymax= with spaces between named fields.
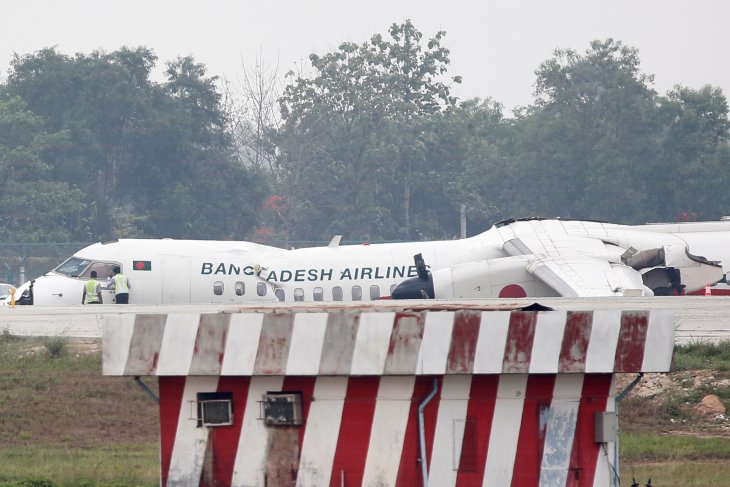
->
xmin=1 ymin=297 xmax=729 ymax=343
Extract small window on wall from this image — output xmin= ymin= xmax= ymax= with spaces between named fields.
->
xmin=214 ymin=281 xmax=224 ymax=295
xmin=261 ymin=392 xmax=303 ymax=426
xmin=370 ymin=285 xmax=380 ymax=300
xmin=235 ymin=281 xmax=245 ymax=296
xmin=313 ymin=287 xmax=324 ymax=301
xmin=257 ymin=282 xmax=267 ymax=296
xmin=351 ymin=285 xmax=362 ymax=301
xmin=294 ymin=288 xmax=304 ymax=302
xmin=332 ymin=286 xmax=343 ymax=301
xmin=274 ymin=288 xmax=285 ymax=301
xmin=196 ymin=392 xmax=233 ymax=427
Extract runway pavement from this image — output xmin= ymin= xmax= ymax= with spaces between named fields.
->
xmin=1 ymin=297 xmax=729 ymax=343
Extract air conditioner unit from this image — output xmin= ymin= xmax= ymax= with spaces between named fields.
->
xmin=195 ymin=392 xmax=233 ymax=427
xmin=200 ymin=399 xmax=233 ymax=427
xmin=262 ymin=392 xmax=303 ymax=426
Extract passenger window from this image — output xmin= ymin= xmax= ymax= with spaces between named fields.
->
xmin=257 ymin=282 xmax=267 ymax=296
xmin=235 ymin=281 xmax=245 ymax=296
xmin=370 ymin=285 xmax=380 ymax=300
xmin=274 ymin=288 xmax=285 ymax=301
xmin=214 ymin=281 xmax=224 ymax=295
xmin=294 ymin=288 xmax=304 ymax=302
xmin=332 ymin=286 xmax=343 ymax=301
xmin=352 ymin=285 xmax=362 ymax=301
xmin=313 ymin=287 xmax=324 ymax=301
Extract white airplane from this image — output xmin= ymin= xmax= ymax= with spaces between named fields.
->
xmin=4 ymin=217 xmax=730 ymax=306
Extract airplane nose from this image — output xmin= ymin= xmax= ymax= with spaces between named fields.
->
xmin=13 ymin=281 xmax=34 ymax=305
xmin=391 ymin=274 xmax=435 ymax=299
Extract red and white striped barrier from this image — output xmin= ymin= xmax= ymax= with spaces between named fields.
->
xmin=104 ymin=309 xmax=673 ymax=377
xmin=102 ymin=307 xmax=674 ymax=487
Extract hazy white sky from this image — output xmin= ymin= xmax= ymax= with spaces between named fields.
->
xmin=3 ymin=0 xmax=729 ymax=112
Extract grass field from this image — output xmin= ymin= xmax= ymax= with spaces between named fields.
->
xmin=620 ymin=433 xmax=730 ymax=486
xmin=0 ymin=333 xmax=159 ymax=486
xmin=1 ymin=332 xmax=729 ymax=485
xmin=617 ymin=342 xmax=730 ymax=486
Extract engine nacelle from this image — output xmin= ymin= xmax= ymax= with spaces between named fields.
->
xmin=431 ymin=256 xmax=560 ymax=299
xmin=625 ymin=245 xmax=724 ymax=294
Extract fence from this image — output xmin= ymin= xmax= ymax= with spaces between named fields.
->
xmin=0 ymin=242 xmax=93 ymax=286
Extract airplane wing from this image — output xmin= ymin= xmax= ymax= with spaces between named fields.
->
xmin=498 ymin=220 xmax=648 ymax=297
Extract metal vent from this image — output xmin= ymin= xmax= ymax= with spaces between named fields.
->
xmin=262 ymin=392 xmax=303 ymax=426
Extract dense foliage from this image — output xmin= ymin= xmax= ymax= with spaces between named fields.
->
xmin=1 ymin=47 xmax=268 ymax=242
xmin=268 ymin=34 xmax=730 ymax=240
xmin=2 ymin=22 xmax=729 ymax=250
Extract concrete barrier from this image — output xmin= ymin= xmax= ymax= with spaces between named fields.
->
xmin=102 ymin=304 xmax=674 ymax=487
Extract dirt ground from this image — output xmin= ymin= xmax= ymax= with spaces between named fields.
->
xmin=0 ymin=338 xmax=159 ymax=448
xmin=617 ymin=371 xmax=730 ymax=437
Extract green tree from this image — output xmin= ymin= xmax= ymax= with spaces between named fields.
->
xmin=4 ymin=47 xmax=160 ymax=236
xmin=2 ymin=47 xmax=268 ymax=241
xmin=505 ymin=39 xmax=662 ymax=223
xmin=415 ymin=98 xmax=506 ymax=236
xmin=276 ymin=20 xmax=460 ymax=240
xmin=0 ymin=97 xmax=85 ymax=241
xmin=656 ymin=85 xmax=730 ymax=220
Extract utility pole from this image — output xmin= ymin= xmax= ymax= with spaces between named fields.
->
xmin=460 ymin=204 xmax=467 ymax=239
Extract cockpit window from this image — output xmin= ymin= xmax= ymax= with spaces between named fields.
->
xmin=55 ymin=258 xmax=119 ymax=280
xmin=80 ymin=262 xmax=118 ymax=280
xmin=55 ymin=257 xmax=92 ymax=277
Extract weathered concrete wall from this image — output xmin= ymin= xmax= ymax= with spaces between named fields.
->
xmin=101 ymin=305 xmax=674 ymax=486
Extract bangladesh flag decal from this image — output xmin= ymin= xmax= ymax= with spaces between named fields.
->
xmin=133 ymin=260 xmax=152 ymax=271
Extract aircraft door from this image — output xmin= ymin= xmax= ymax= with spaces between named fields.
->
xmin=161 ymin=258 xmax=191 ymax=304
xmin=79 ymin=261 xmax=117 ymax=304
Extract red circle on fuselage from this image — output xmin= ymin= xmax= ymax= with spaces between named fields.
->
xmin=499 ymin=284 xmax=527 ymax=298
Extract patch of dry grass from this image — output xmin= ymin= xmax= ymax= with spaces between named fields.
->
xmin=0 ymin=336 xmax=159 ymax=485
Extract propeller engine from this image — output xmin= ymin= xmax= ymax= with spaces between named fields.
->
xmin=390 ymin=253 xmax=435 ymax=299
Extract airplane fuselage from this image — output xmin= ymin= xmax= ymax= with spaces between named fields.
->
xmin=6 ymin=219 xmax=730 ymax=306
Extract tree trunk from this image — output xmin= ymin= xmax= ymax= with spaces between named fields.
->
xmin=403 ymin=157 xmax=411 ymax=237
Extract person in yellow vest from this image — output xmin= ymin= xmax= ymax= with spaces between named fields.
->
xmin=109 ymin=266 xmax=130 ymax=304
xmin=82 ymin=271 xmax=103 ymax=304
